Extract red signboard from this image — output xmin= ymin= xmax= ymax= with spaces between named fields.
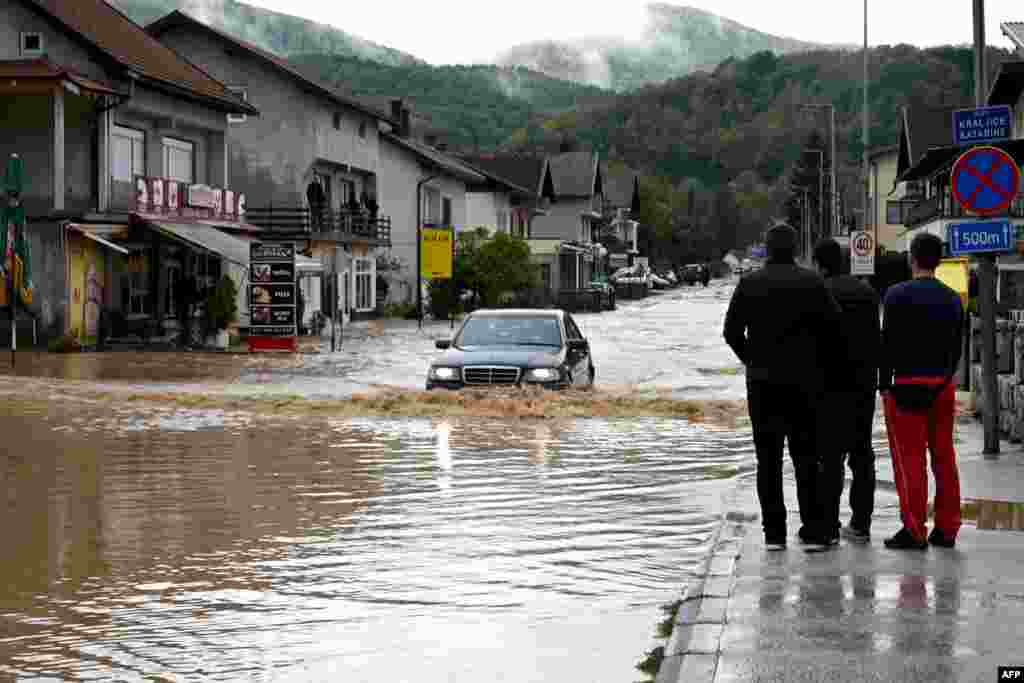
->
xmin=950 ymin=145 xmax=1021 ymax=216
xmin=133 ymin=176 xmax=246 ymax=222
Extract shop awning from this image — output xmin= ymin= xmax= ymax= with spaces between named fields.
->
xmin=527 ymin=239 xmax=562 ymax=256
xmin=296 ymin=255 xmax=324 ymax=273
xmin=143 ymin=220 xmax=250 ymax=267
xmin=65 ymin=223 xmax=130 ymax=254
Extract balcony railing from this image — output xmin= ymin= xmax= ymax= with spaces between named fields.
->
xmin=904 ymin=194 xmax=1024 ymax=228
xmin=246 ymin=206 xmax=391 ymax=245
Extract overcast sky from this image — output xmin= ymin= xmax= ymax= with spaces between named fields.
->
xmin=238 ymin=0 xmax=1021 ymax=64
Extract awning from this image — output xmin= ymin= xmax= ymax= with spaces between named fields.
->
xmin=296 ymin=255 xmax=324 ymax=273
xmin=66 ymin=223 xmax=130 ymax=254
xmin=897 ymin=139 xmax=1024 ymax=183
xmin=527 ymin=239 xmax=562 ymax=256
xmin=142 ymin=219 xmax=250 ymax=267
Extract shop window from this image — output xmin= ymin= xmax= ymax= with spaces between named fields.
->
xmin=162 ymin=137 xmax=194 ymax=184
xmin=112 ymin=126 xmax=145 ymax=182
xmin=355 ymin=257 xmax=374 ymax=311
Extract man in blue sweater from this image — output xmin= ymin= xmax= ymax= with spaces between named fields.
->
xmin=879 ymin=233 xmax=964 ymax=550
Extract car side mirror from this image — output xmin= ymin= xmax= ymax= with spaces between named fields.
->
xmin=568 ymin=339 xmax=588 ymax=352
xmin=435 ymin=339 xmax=451 ymax=350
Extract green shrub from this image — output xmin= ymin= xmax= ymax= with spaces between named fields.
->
xmin=203 ymin=275 xmax=239 ymax=334
xmin=382 ymin=302 xmax=417 ymax=319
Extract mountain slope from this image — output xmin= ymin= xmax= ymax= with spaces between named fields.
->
xmin=496 ymin=3 xmax=849 ymax=91
xmin=288 ymin=54 xmax=612 ymax=150
xmin=112 ymin=0 xmax=423 ymax=66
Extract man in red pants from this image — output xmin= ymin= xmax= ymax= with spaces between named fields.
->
xmin=879 ymin=233 xmax=965 ymax=550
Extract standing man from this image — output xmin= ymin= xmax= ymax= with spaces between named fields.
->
xmin=724 ymin=222 xmax=843 ymax=550
xmin=813 ymin=238 xmax=880 ymax=543
xmin=879 ymin=233 xmax=964 ymax=550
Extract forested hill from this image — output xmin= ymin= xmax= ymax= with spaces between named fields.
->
xmin=287 ymin=54 xmax=613 ymax=150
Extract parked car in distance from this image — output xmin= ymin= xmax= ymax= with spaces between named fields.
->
xmin=682 ymin=264 xmax=703 ymax=285
xmin=427 ymin=309 xmax=595 ymax=391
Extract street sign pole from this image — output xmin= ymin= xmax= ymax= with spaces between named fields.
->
xmin=973 ymin=0 xmax=1000 ymax=457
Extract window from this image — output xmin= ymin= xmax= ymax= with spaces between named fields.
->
xmin=565 ymin=316 xmax=583 ymax=340
xmin=162 ymin=137 xmax=194 ymax=184
xmin=354 ymin=257 xmax=374 ymax=311
xmin=423 ymin=187 xmax=441 ymax=225
xmin=112 ymin=125 xmax=145 ymax=182
xmin=886 ymin=199 xmax=917 ymax=226
xmin=227 ymin=87 xmax=248 ymax=124
xmin=122 ymin=251 xmax=151 ymax=316
xmin=358 ymin=120 xmax=368 ymax=139
xmin=497 ymin=209 xmax=508 ymax=233
xmin=19 ymin=32 xmax=43 ymax=57
xmin=442 ymin=197 xmax=453 ymax=227
xmin=164 ymin=262 xmax=182 ymax=318
xmin=333 ymin=112 xmax=342 ymax=130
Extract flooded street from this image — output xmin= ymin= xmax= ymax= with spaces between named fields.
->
xmin=0 ymin=283 xmax=762 ymax=681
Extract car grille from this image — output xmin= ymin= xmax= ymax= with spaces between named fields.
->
xmin=462 ymin=366 xmax=521 ymax=385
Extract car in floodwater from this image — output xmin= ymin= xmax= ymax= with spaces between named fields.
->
xmin=426 ymin=309 xmax=595 ymax=391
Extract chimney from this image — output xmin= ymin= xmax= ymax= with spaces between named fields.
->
xmin=400 ymin=107 xmax=411 ymax=138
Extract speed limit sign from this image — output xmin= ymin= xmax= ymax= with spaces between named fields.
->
xmin=850 ymin=231 xmax=875 ymax=276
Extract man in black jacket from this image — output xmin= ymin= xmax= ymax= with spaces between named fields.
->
xmin=724 ymin=223 xmax=843 ymax=550
xmin=813 ymin=238 xmax=880 ymax=544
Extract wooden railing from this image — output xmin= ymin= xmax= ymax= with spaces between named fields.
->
xmin=246 ymin=206 xmax=392 ymax=244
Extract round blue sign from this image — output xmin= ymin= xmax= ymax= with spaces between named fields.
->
xmin=951 ymin=146 xmax=1021 ymax=216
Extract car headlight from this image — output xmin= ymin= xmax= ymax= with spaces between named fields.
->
xmin=525 ymin=368 xmax=560 ymax=382
xmin=430 ymin=366 xmax=459 ymax=380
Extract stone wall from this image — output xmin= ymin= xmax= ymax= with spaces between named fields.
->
xmin=971 ymin=317 xmax=1024 ymax=442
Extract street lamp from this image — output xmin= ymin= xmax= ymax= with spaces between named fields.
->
xmin=799 ymin=103 xmax=838 ymax=236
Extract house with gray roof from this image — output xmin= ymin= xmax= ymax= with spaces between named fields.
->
xmin=528 ymin=151 xmax=604 ymax=295
xmin=600 ymin=162 xmax=641 ymax=264
xmin=459 ymin=154 xmax=556 ymax=239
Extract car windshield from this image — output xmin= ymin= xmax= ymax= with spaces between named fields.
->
xmin=456 ymin=317 xmax=562 ymax=347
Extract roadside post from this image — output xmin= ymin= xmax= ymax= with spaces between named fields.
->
xmin=948 ymin=144 xmax=1020 ymax=457
xmin=2 ymin=154 xmax=24 ymax=367
xmin=420 ymin=224 xmax=454 ymax=327
xmin=850 ymin=230 xmax=875 ymax=277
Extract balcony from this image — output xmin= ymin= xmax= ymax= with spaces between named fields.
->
xmin=904 ymin=193 xmax=1024 ymax=228
xmin=246 ymin=206 xmax=392 ymax=246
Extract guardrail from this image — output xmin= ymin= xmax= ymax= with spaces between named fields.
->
xmin=246 ymin=206 xmax=392 ymax=244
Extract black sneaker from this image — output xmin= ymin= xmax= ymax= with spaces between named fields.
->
xmin=884 ymin=528 xmax=928 ymax=550
xmin=803 ymin=535 xmax=839 ymax=552
xmin=840 ymin=524 xmax=871 ymax=543
xmin=928 ymin=529 xmax=956 ymax=548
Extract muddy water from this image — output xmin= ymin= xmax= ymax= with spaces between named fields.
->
xmin=0 ymin=283 xmax=745 ymax=401
xmin=0 ymin=394 xmax=753 ymax=681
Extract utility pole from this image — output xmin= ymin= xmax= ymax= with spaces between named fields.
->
xmin=975 ymin=0 xmax=999 ymax=457
xmin=862 ymin=0 xmax=870 ymax=236
xmin=831 ymin=105 xmax=838 ymax=235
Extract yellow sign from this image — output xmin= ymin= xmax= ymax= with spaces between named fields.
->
xmin=420 ymin=227 xmax=453 ymax=279
xmin=936 ymin=257 xmax=969 ymax=310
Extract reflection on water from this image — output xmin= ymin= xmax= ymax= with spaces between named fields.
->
xmin=0 ymin=399 xmax=750 ymax=681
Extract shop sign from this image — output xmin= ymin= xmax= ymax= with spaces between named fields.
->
xmin=420 ymin=227 xmax=453 ymax=279
xmin=248 ymin=241 xmax=297 ymax=352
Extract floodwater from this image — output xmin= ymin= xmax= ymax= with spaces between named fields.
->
xmin=0 ymin=283 xmax=747 ymax=401
xmin=0 ymin=398 xmax=753 ymax=681
xmin=0 ymin=282 xmax=768 ymax=681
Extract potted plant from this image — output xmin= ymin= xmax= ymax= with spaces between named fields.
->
xmin=202 ymin=274 xmax=238 ymax=350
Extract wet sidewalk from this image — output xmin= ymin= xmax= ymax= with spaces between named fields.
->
xmin=657 ymin=416 xmax=1024 ymax=683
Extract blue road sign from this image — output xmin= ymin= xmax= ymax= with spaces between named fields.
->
xmin=953 ymin=105 xmax=1012 ymax=146
xmin=947 ymin=220 xmax=1014 ymax=255
xmin=951 ymin=146 xmax=1021 ymax=216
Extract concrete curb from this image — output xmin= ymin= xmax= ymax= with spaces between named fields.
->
xmin=655 ymin=480 xmax=755 ymax=683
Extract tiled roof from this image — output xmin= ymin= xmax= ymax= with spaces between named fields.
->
xmin=381 ymin=133 xmax=486 ymax=184
xmin=601 ymin=162 xmax=639 ymax=208
xmin=459 ymin=155 xmax=548 ymax=196
xmin=147 ymin=10 xmax=395 ymax=124
xmin=0 ymin=57 xmax=124 ymax=95
xmin=549 ymin=151 xmax=600 ymax=198
xmin=23 ymin=0 xmax=254 ymax=113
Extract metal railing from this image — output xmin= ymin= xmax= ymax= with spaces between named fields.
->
xmin=246 ymin=206 xmax=392 ymax=244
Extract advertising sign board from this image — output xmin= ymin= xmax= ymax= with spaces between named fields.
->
xmin=248 ymin=242 xmax=297 ymax=352
xmin=850 ymin=231 xmax=875 ymax=276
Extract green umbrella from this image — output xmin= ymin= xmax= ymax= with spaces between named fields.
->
xmin=1 ymin=155 xmax=30 ymax=307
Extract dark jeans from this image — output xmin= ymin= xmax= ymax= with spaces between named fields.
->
xmin=820 ymin=387 xmax=877 ymax=535
xmin=747 ymin=379 xmax=825 ymax=541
